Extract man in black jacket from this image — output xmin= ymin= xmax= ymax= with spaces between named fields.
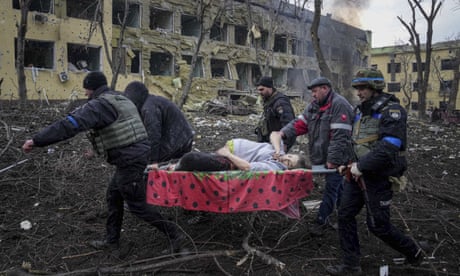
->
xmin=22 ymin=72 xmax=184 ymax=253
xmin=124 ymin=81 xmax=194 ymax=168
xmin=255 ymin=76 xmax=296 ymax=151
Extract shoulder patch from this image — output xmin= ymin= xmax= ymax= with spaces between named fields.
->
xmin=389 ymin=109 xmax=401 ymax=120
xmin=276 ymin=106 xmax=284 ymax=114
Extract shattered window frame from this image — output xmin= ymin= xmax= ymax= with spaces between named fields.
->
xmin=210 ymin=21 xmax=228 ymax=42
xmin=440 ymin=59 xmax=454 ymax=70
xmin=290 ymin=37 xmax=302 ymax=56
xmin=15 ymin=39 xmax=54 ymax=70
xmin=149 ymin=52 xmax=174 ymax=76
xmin=439 ymin=80 xmax=452 ymax=94
xmin=274 ymin=34 xmax=287 ymax=53
xmin=182 ymin=55 xmax=204 ymax=78
xmin=150 ymin=7 xmax=173 ymax=31
xmin=67 ymin=43 xmax=101 ymax=72
xmin=67 ymin=0 xmax=99 ymax=21
xmin=112 ymin=0 xmax=141 ymax=28
xmin=112 ymin=47 xmax=140 ymax=74
xmin=234 ymin=25 xmax=247 ymax=46
xmin=210 ymin=58 xmax=229 ymax=79
xmin=181 ymin=14 xmax=201 ymax=37
xmin=13 ymin=0 xmax=53 ymax=13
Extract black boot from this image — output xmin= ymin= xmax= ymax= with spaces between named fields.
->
xmin=326 ymin=264 xmax=362 ymax=276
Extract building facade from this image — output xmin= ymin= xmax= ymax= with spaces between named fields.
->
xmin=370 ymin=40 xmax=460 ymax=112
xmin=0 ymin=0 xmax=371 ymax=107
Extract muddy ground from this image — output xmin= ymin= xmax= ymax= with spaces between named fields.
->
xmin=0 ymin=101 xmax=459 ymax=276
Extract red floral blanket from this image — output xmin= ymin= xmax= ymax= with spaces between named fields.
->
xmin=146 ymin=170 xmax=313 ymax=218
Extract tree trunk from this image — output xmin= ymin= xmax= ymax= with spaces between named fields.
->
xmin=311 ymin=0 xmax=332 ymax=81
xmin=16 ymin=0 xmax=32 ymax=104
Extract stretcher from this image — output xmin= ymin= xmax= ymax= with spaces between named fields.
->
xmin=145 ymin=165 xmax=336 ymax=219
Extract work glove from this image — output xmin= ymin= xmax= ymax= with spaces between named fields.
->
xmin=350 ymin=162 xmax=362 ymax=178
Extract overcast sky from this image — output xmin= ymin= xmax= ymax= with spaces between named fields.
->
xmin=321 ymin=0 xmax=460 ymax=48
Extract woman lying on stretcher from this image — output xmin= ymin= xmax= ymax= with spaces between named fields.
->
xmin=166 ymin=137 xmax=309 ymax=172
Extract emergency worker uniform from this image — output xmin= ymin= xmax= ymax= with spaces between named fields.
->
xmin=282 ymin=87 xmax=353 ymax=226
xmin=337 ymin=92 xmax=421 ymax=268
xmin=32 ymin=84 xmax=181 ymax=247
xmin=256 ymin=91 xmax=296 ymax=151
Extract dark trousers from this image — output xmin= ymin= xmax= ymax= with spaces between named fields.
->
xmin=174 ymin=152 xmax=233 ymax=171
xmin=337 ymin=175 xmax=419 ymax=266
xmin=106 ymin=162 xmax=179 ymax=243
xmin=317 ymin=171 xmax=343 ymax=224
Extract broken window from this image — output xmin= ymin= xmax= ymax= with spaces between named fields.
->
xmin=251 ymin=64 xmax=262 ymax=87
xmin=111 ymin=47 xmax=141 ymax=74
xmin=387 ymin=82 xmax=401 ymax=92
xmin=112 ymin=0 xmax=141 ymax=28
xmin=181 ymin=14 xmax=200 ymax=37
xmin=67 ymin=43 xmax=101 ymax=72
xmin=15 ymin=39 xmax=54 ymax=69
xmin=258 ymin=30 xmax=268 ymax=50
xmin=67 ymin=0 xmax=99 ymax=20
xmin=272 ymin=69 xmax=285 ymax=87
xmin=211 ymin=59 xmax=229 ymax=79
xmin=236 ymin=63 xmax=254 ymax=91
xmin=274 ymin=34 xmax=287 ymax=53
xmin=13 ymin=0 xmax=53 ymax=13
xmin=287 ymin=68 xmax=305 ymax=91
xmin=234 ymin=25 xmax=247 ymax=45
xmin=150 ymin=52 xmax=173 ymax=76
xmin=150 ymin=8 xmax=173 ymax=31
xmin=412 ymin=81 xmax=419 ymax=91
xmin=182 ymin=55 xmax=204 ymax=78
xmin=210 ymin=22 xmax=227 ymax=42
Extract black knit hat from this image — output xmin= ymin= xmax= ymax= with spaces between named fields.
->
xmin=83 ymin=71 xmax=107 ymax=90
xmin=124 ymin=81 xmax=149 ymax=111
xmin=256 ymin=76 xmax=274 ymax=88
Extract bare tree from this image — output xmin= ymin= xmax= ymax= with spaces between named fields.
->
xmin=398 ymin=0 xmax=443 ymax=118
xmin=89 ymin=0 xmax=128 ymax=90
xmin=311 ymin=0 xmax=332 ymax=80
xmin=15 ymin=0 xmax=33 ymax=104
xmin=397 ymin=51 xmax=414 ymax=110
xmin=178 ymin=0 xmax=225 ymax=109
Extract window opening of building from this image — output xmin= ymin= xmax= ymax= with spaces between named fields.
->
xmin=210 ymin=22 xmax=227 ymax=42
xmin=112 ymin=0 xmax=141 ymax=28
xmin=211 ymin=59 xmax=229 ymax=78
xmin=272 ymin=68 xmax=286 ymax=87
xmin=387 ymin=82 xmax=401 ymax=93
xmin=67 ymin=44 xmax=101 ymax=72
xmin=440 ymin=59 xmax=454 ymax=70
xmin=150 ymin=8 xmax=173 ymax=31
xmin=150 ymin=52 xmax=173 ymax=76
xmin=181 ymin=14 xmax=200 ymax=37
xmin=67 ymin=0 xmax=98 ymax=20
xmin=287 ymin=68 xmax=305 ymax=91
xmin=274 ymin=34 xmax=287 ymax=53
xmin=15 ymin=39 xmax=54 ymax=69
xmin=234 ymin=26 xmax=247 ymax=46
xmin=13 ymin=0 xmax=53 ymax=13
xmin=182 ymin=55 xmax=204 ymax=78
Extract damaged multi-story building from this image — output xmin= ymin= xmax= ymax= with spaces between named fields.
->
xmin=0 ymin=0 xmax=371 ymax=108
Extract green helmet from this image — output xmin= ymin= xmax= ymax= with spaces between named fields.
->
xmin=351 ymin=68 xmax=385 ymax=91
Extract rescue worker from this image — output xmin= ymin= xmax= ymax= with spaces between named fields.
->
xmin=22 ymin=72 xmax=184 ymax=254
xmin=274 ymin=77 xmax=354 ymax=236
xmin=326 ymin=68 xmax=423 ymax=275
xmin=255 ymin=76 xmax=296 ymax=151
xmin=124 ymin=81 xmax=194 ymax=168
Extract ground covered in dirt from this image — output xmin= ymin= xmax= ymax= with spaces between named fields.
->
xmin=1 ymin=101 xmax=459 ymax=276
